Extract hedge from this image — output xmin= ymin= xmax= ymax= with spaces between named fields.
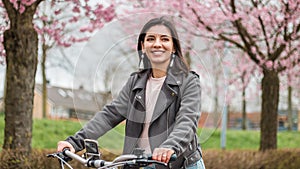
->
xmin=203 ymin=149 xmax=300 ymax=169
xmin=0 ymin=149 xmax=300 ymax=169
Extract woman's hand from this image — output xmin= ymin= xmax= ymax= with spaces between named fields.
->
xmin=57 ymin=141 xmax=75 ymax=153
xmin=152 ymin=147 xmax=175 ymax=163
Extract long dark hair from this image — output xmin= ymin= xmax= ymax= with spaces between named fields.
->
xmin=137 ymin=16 xmax=189 ymax=74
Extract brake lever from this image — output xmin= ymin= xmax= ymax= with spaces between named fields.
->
xmin=47 ymin=152 xmax=73 ymax=169
xmin=47 ymin=149 xmax=72 ymax=162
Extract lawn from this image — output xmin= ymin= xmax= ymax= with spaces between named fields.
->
xmin=1 ymin=115 xmax=300 ymax=151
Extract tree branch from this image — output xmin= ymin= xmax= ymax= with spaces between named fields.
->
xmin=277 ymin=47 xmax=298 ymax=72
xmin=187 ymin=2 xmax=214 ymax=32
xmin=218 ymin=34 xmax=245 ymax=50
xmin=2 ymin=0 xmax=17 ymax=25
xmin=270 ymin=44 xmax=286 ymax=61
xmin=257 ymin=16 xmax=271 ymax=56
xmin=230 ymin=0 xmax=262 ymax=64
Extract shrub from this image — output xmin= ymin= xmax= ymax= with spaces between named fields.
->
xmin=203 ymin=149 xmax=300 ymax=169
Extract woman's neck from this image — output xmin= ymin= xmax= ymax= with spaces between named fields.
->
xmin=152 ymin=68 xmax=167 ymax=78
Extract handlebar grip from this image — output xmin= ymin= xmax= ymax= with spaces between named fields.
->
xmin=62 ymin=148 xmax=70 ymax=153
xmin=147 ymin=153 xmax=177 ymax=162
xmin=61 ymin=148 xmax=72 ymax=162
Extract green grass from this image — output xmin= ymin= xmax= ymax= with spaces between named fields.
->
xmin=199 ymin=128 xmax=300 ymax=150
xmin=32 ymin=118 xmax=83 ymax=149
xmin=199 ymin=129 xmax=261 ymax=150
xmin=1 ymin=114 xmax=300 ymax=151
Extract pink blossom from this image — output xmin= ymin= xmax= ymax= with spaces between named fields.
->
xmin=59 ymin=41 xmax=71 ymax=47
xmin=40 ymin=16 xmax=48 ymax=21
xmin=69 ymin=16 xmax=79 ymax=23
xmin=72 ymin=6 xmax=80 ymax=13
xmin=84 ymin=5 xmax=91 ymax=12
xmin=19 ymin=5 xmax=25 ymax=14
xmin=10 ymin=0 xmax=19 ymax=11
xmin=54 ymin=9 xmax=61 ymax=15
xmin=29 ymin=1 xmax=115 ymax=50
xmin=21 ymin=0 xmax=36 ymax=6
xmin=79 ymin=25 xmax=93 ymax=33
xmin=265 ymin=61 xmax=273 ymax=69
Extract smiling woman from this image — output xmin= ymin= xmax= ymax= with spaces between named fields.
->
xmin=57 ymin=16 xmax=205 ymax=169
xmin=141 ymin=25 xmax=175 ymax=76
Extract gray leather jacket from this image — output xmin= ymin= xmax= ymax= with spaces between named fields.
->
xmin=66 ymin=69 xmax=202 ymax=168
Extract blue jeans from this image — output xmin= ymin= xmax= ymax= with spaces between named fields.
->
xmin=186 ymin=158 xmax=205 ymax=169
xmin=144 ymin=158 xmax=205 ymax=169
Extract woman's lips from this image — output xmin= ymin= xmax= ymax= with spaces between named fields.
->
xmin=151 ymin=51 xmax=165 ymax=56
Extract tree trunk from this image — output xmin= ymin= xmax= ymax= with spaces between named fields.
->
xmin=259 ymin=69 xmax=279 ymax=151
xmin=287 ymin=86 xmax=293 ymax=131
xmin=241 ymin=85 xmax=247 ymax=130
xmin=3 ymin=1 xmax=39 ymax=158
xmin=213 ymin=74 xmax=219 ymax=127
xmin=42 ymin=42 xmax=48 ymax=118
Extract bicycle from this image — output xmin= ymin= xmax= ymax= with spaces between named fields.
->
xmin=47 ymin=139 xmax=177 ymax=169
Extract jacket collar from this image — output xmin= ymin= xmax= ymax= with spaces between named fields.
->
xmin=132 ymin=69 xmax=184 ymax=91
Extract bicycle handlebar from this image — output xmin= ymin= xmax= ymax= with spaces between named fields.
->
xmin=47 ymin=149 xmax=177 ymax=169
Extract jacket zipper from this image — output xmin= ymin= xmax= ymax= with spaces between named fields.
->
xmin=167 ymin=108 xmax=170 ymax=136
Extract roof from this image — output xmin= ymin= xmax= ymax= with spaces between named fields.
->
xmin=35 ymin=84 xmax=108 ymax=112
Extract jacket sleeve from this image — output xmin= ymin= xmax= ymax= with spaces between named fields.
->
xmin=159 ymin=73 xmax=201 ymax=156
xmin=65 ymin=75 xmax=136 ymax=152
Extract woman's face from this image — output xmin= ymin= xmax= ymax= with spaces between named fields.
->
xmin=142 ymin=25 xmax=175 ymax=70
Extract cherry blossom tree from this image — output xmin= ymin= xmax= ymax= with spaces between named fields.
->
xmin=0 ymin=0 xmax=115 ymax=163
xmin=119 ymin=0 xmax=300 ymax=151
xmin=182 ymin=0 xmax=300 ymax=151
xmin=2 ymin=1 xmax=43 ymax=159
xmin=34 ymin=1 xmax=114 ymax=118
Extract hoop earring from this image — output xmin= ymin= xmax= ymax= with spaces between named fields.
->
xmin=139 ymin=53 xmax=145 ymax=70
xmin=169 ymin=53 xmax=175 ymax=67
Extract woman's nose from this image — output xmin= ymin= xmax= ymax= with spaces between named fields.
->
xmin=153 ymin=39 xmax=162 ymax=48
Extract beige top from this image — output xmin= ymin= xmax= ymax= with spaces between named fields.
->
xmin=138 ymin=75 xmax=166 ymax=154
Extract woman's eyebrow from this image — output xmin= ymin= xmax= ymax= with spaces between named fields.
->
xmin=161 ymin=34 xmax=171 ymax=38
xmin=145 ymin=34 xmax=171 ymax=37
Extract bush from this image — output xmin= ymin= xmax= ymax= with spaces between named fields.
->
xmin=1 ymin=149 xmax=300 ymax=168
xmin=203 ymin=149 xmax=300 ymax=169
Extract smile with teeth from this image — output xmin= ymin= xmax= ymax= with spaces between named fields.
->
xmin=152 ymin=51 xmax=165 ymax=56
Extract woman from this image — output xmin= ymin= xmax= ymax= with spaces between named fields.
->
xmin=57 ymin=16 xmax=205 ymax=169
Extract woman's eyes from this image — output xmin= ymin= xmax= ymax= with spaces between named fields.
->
xmin=161 ymin=38 xmax=170 ymax=42
xmin=146 ymin=37 xmax=155 ymax=41
xmin=146 ymin=37 xmax=170 ymax=42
